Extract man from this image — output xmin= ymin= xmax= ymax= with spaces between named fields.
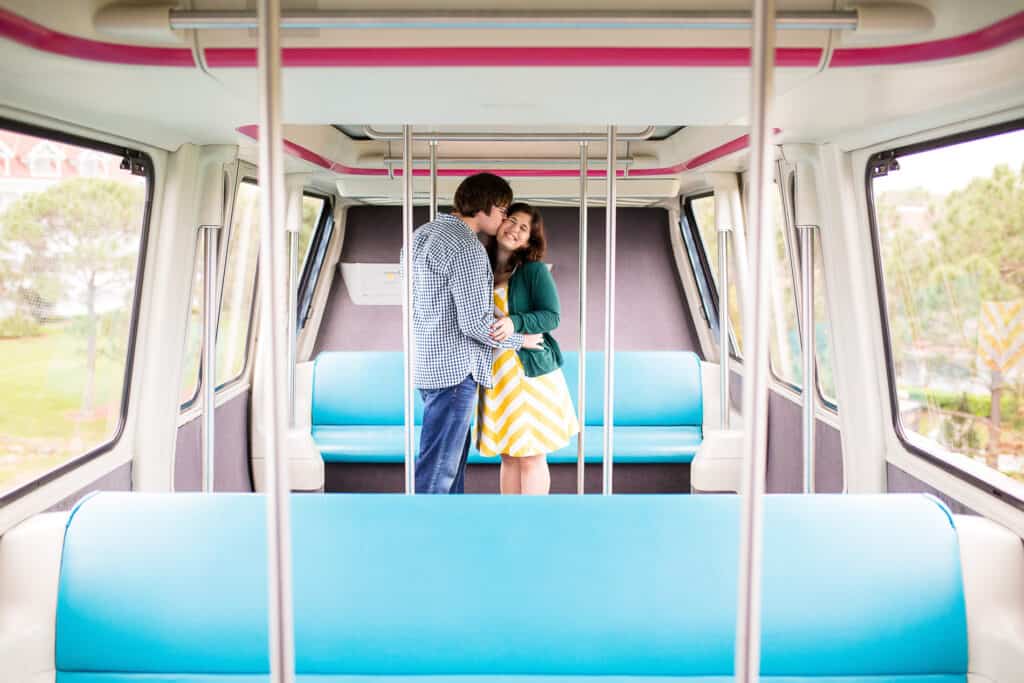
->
xmin=409 ymin=173 xmax=542 ymax=493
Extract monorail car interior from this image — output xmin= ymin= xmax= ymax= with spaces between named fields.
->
xmin=1 ymin=1 xmax=1024 ymax=681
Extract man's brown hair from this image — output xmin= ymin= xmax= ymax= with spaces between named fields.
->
xmin=452 ymin=173 xmax=513 ymax=217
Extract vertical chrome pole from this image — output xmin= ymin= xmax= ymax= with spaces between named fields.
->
xmin=735 ymin=0 xmax=775 ymax=680
xmin=429 ymin=140 xmax=438 ymax=221
xmin=602 ymin=126 xmax=617 ymax=496
xmin=257 ymin=0 xmax=294 ymax=681
xmin=800 ymin=225 xmax=816 ymax=493
xmin=284 ymin=178 xmax=304 ymax=428
xmin=717 ymin=224 xmax=731 ymax=430
xmin=201 ymin=224 xmax=219 ymax=492
xmin=402 ymin=126 xmax=416 ymax=495
xmin=577 ymin=141 xmax=589 ymax=495
xmin=286 ymin=228 xmax=298 ymax=427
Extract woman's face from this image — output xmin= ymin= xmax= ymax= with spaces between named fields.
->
xmin=497 ymin=211 xmax=532 ymax=252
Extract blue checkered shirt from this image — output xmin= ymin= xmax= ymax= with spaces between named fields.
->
xmin=407 ymin=213 xmax=523 ymax=390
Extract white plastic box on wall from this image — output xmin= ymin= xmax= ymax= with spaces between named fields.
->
xmin=340 ymin=262 xmax=401 ymax=306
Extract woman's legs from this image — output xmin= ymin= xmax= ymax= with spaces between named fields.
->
xmin=499 ymin=454 xmax=522 ymax=494
xmin=519 ymin=454 xmax=550 ymax=495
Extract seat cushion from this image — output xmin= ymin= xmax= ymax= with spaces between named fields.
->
xmin=57 ymin=493 xmax=967 ymax=680
xmin=313 ymin=425 xmax=701 ymax=464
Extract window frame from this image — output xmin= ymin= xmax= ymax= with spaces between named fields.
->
xmin=296 ymin=190 xmax=334 ymax=330
xmin=682 ymin=191 xmax=742 ymax=360
xmin=772 ymin=168 xmax=839 ymax=411
xmin=0 ymin=117 xmax=154 ymax=506
xmin=866 ymin=116 xmax=1024 ymax=511
xmin=212 ymin=176 xmax=261 ymax=393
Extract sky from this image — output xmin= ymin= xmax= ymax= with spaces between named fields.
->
xmin=875 ymin=128 xmax=1024 ymax=195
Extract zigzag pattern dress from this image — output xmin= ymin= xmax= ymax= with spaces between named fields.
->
xmin=477 ymin=286 xmax=580 ymax=458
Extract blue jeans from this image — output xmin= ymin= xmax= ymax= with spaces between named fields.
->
xmin=416 ymin=375 xmax=477 ymax=494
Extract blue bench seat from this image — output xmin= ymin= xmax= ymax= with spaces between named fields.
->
xmin=56 ymin=492 xmax=967 ymax=682
xmin=314 ymin=424 xmax=702 ymax=464
xmin=311 ymin=351 xmax=704 ymax=465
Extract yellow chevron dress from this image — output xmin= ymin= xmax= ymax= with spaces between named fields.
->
xmin=477 ymin=286 xmax=579 ymax=458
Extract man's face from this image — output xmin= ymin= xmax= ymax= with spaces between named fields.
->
xmin=477 ymin=204 xmax=509 ymax=236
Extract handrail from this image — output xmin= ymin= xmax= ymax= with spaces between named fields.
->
xmin=576 ymin=141 xmax=588 ymax=495
xmin=402 ymin=125 xmax=416 ymax=495
xmin=364 ymin=127 xmax=656 ymax=142
xmin=255 ymin=0 xmax=295 ymax=681
xmin=168 ymin=9 xmax=859 ymax=31
xmin=734 ymin=0 xmax=775 ymax=680
xmin=601 ymin=126 xmax=617 ymax=495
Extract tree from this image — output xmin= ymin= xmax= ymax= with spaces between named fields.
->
xmin=932 ymin=163 xmax=1024 ymax=458
xmin=0 ymin=178 xmax=143 ymax=413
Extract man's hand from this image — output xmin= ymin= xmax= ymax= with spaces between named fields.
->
xmin=522 ymin=333 xmax=545 ymax=350
xmin=490 ymin=317 xmax=515 ymax=342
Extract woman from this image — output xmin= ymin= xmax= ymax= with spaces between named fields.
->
xmin=478 ymin=203 xmax=579 ymax=494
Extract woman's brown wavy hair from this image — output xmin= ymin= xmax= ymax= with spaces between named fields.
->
xmin=491 ymin=202 xmax=546 ymax=274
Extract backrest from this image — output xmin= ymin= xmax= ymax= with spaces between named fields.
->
xmin=311 ymin=351 xmax=702 ymax=428
xmin=56 ymin=493 xmax=967 ymax=680
xmin=311 ymin=351 xmax=425 ymax=426
xmin=561 ymin=351 xmax=703 ymax=426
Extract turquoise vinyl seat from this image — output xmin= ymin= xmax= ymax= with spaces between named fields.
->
xmin=310 ymin=351 xmax=703 ymax=465
xmin=55 ymin=492 xmax=967 ymax=682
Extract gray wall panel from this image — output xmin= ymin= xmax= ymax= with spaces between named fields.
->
xmin=315 ymin=206 xmax=699 ymax=354
xmin=47 ymin=461 xmax=132 ymax=512
xmin=174 ymin=390 xmax=253 ymax=492
xmin=887 ymin=462 xmax=976 ymax=515
xmin=765 ymin=390 xmax=844 ymax=493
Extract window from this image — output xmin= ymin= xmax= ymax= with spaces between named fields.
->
xmin=0 ymin=124 xmax=149 ymax=498
xmin=686 ymin=193 xmax=743 ymax=356
xmin=297 ymin=193 xmax=334 ymax=330
xmin=216 ymin=179 xmax=260 ymax=387
xmin=179 ymin=238 xmax=204 ymax=406
xmin=767 ymin=182 xmax=801 ymax=388
xmin=0 ymin=140 xmax=12 ymax=176
xmin=869 ymin=120 xmax=1024 ymax=497
xmin=28 ymin=140 xmax=64 ymax=178
xmin=812 ymin=236 xmax=838 ymax=405
xmin=78 ymin=151 xmax=108 ymax=178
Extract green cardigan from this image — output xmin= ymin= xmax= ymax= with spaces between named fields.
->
xmin=505 ymin=260 xmax=564 ymax=378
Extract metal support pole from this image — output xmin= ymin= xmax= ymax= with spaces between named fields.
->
xmin=201 ymin=224 xmax=219 ymax=492
xmin=287 ymin=229 xmax=298 ymax=427
xmin=577 ymin=141 xmax=588 ymax=495
xmin=602 ymin=126 xmax=617 ymax=496
xmin=717 ymin=229 xmax=731 ymax=430
xmin=284 ymin=174 xmax=307 ymax=429
xmin=800 ymin=225 xmax=816 ymax=493
xmin=735 ymin=0 xmax=775 ymax=680
xmin=256 ymin=0 xmax=295 ymax=681
xmin=401 ymin=125 xmax=416 ymax=495
xmin=429 ymin=140 xmax=438 ymax=221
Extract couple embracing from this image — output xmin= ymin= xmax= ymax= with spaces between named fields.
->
xmin=409 ymin=173 xmax=579 ymax=495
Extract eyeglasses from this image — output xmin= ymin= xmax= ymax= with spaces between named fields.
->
xmin=494 ymin=206 xmax=509 ymax=218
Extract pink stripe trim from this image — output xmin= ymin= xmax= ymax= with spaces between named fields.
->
xmin=208 ymin=46 xmax=822 ymax=68
xmin=831 ymin=10 xmax=1024 ymax=67
xmin=0 ymin=8 xmax=194 ymax=66
xmin=238 ymin=126 xmax=771 ymax=177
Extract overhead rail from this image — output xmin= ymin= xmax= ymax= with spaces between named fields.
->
xmin=164 ymin=9 xmax=864 ymax=31
xmin=380 ymin=156 xmax=642 ymax=168
xmin=364 ymin=127 xmax=656 ymax=142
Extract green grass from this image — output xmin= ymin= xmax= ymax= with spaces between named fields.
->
xmin=0 ymin=324 xmax=126 ymax=491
